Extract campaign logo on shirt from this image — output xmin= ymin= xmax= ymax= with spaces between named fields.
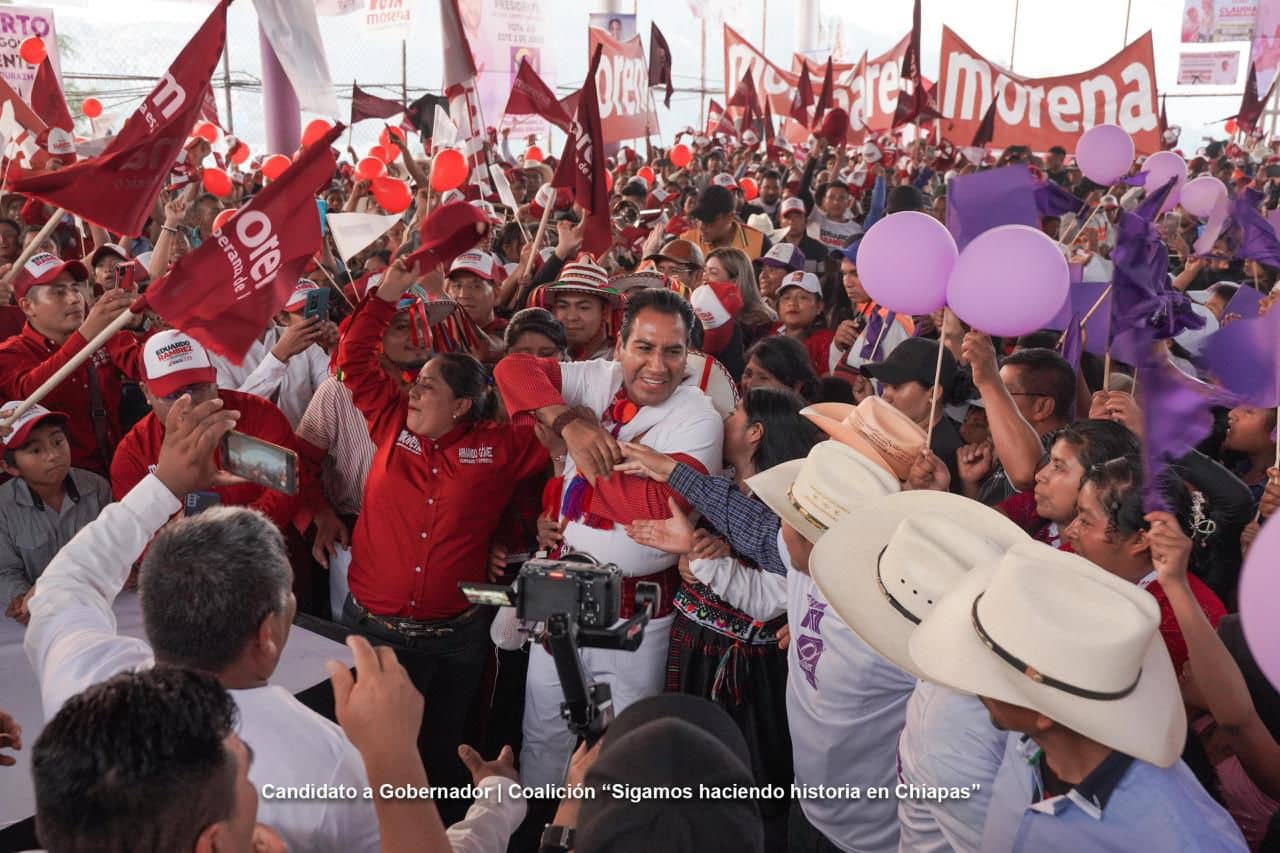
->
xmin=457 ymin=445 xmax=494 ymax=464
xmin=395 ymin=429 xmax=423 ymax=456
xmin=796 ymin=593 xmax=828 ymax=689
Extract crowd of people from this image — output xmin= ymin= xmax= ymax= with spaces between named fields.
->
xmin=0 ymin=79 xmax=1279 ymax=853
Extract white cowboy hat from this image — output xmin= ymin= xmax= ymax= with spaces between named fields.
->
xmin=908 ymin=541 xmax=1185 ymax=768
xmin=745 ymin=440 xmax=899 ymax=544
xmin=810 ymin=491 xmax=1030 ymax=678
xmin=683 ymin=350 xmax=740 ymax=420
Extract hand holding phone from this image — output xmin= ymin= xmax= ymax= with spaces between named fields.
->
xmin=220 ymin=431 xmax=298 ymax=495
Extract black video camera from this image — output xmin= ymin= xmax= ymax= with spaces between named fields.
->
xmin=516 ymin=556 xmax=621 ymax=629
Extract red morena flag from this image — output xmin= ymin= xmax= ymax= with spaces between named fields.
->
xmin=30 ymin=56 xmax=73 ymax=132
xmin=504 ymin=58 xmax=572 ymax=133
xmin=143 ymin=123 xmax=342 ymax=363
xmin=790 ymin=64 xmax=814 ymax=126
xmin=551 ymin=43 xmax=610 ymax=256
xmin=811 ymin=58 xmax=834 ymax=129
xmin=10 ymin=0 xmax=228 ymax=236
xmin=351 ymin=82 xmax=404 ymax=124
xmin=649 ymin=23 xmax=675 ymax=109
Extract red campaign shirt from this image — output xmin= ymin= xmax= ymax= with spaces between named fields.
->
xmin=338 ymin=297 xmax=550 ymax=620
xmin=1145 ymin=574 xmax=1226 ymax=674
xmin=493 ymin=354 xmax=706 ymax=524
xmin=769 ymin=324 xmax=836 ymax=378
xmin=110 ymin=388 xmax=315 ymax=531
xmin=0 ymin=322 xmax=142 ymax=476
xmin=0 ymin=306 xmax=25 ymax=341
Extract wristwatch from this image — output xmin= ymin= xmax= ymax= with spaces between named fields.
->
xmin=539 ymin=824 xmax=575 ymax=852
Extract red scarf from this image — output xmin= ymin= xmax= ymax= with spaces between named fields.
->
xmin=561 ymin=388 xmax=641 ymax=529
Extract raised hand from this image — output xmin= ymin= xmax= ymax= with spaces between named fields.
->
xmin=154 ymin=395 xmax=240 ymax=498
xmin=625 ymin=496 xmax=696 ymax=554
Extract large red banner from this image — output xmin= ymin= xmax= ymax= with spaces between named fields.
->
xmin=588 ymin=27 xmax=658 ymax=144
xmin=723 ymin=26 xmax=912 ymax=143
xmin=937 ymin=26 xmax=1160 ymax=154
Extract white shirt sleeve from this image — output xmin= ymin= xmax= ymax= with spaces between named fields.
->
xmin=446 ymin=776 xmax=526 ymax=853
xmin=224 ymin=348 xmax=288 ymax=401
xmin=24 ymin=475 xmax=179 ymax=717
xmin=690 ymin=555 xmax=786 ymax=621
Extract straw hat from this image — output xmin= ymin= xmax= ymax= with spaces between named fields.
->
xmin=801 ymin=397 xmax=927 ymax=482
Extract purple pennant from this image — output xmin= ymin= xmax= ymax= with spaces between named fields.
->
xmin=1049 ymin=278 xmax=1113 ymax=357
xmin=1034 ymin=180 xmax=1086 ymax=219
xmin=1221 ymin=284 xmax=1265 ymax=322
xmin=1121 ymin=171 xmax=1149 ymax=187
xmin=1060 ymin=311 xmax=1083 ymax=373
xmin=1137 ymin=358 xmax=1227 ymax=512
xmin=1200 ymin=305 xmax=1280 ymax=408
xmin=1226 ymin=195 xmax=1280 ymax=268
xmin=945 ymin=164 xmax=1041 ymax=251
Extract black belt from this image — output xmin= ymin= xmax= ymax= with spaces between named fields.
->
xmin=344 ymin=594 xmax=483 ymax=645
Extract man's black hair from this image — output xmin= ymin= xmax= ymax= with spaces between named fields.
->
xmin=620 ymin=287 xmax=695 ymax=346
xmin=1002 ymin=347 xmax=1077 ymax=424
xmin=34 ymin=667 xmax=240 ymax=852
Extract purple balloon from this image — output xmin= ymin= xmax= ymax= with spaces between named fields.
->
xmin=856 ymin=211 xmax=958 ymax=315
xmin=1075 ymin=124 xmax=1134 ymax=186
xmin=946 ymin=225 xmax=1070 ymax=337
xmin=1241 ymin=514 xmax=1280 ymax=693
xmin=1140 ymin=151 xmax=1187 ymax=214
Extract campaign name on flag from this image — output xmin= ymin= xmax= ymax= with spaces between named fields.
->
xmin=143 ymin=122 xmax=344 ymax=362
xmin=588 ymin=27 xmax=658 ymax=144
xmin=8 ymin=0 xmax=229 ymax=236
xmin=937 ymin=26 xmax=1159 ymax=153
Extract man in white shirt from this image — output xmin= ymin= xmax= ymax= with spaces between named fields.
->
xmin=806 ymin=180 xmax=862 ymax=251
xmin=24 ymin=394 xmax=380 ymax=853
xmin=210 ymin=278 xmax=332 ymax=427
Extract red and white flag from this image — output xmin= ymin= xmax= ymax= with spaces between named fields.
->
xmin=145 ymin=123 xmax=342 ymax=362
xmin=10 ymin=0 xmax=229 ymax=236
xmin=440 ymin=0 xmax=490 ymax=192
xmin=504 ymin=58 xmax=572 ymax=133
xmin=551 ymin=44 xmax=610 ymax=257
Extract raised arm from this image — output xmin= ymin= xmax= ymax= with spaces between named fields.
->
xmin=963 ymin=331 xmax=1045 ymax=491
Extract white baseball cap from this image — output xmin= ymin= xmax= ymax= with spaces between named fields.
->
xmin=778 ymin=270 xmax=822 ymax=297
xmin=448 ymin=250 xmax=499 ymax=283
xmin=711 ymin=172 xmax=739 ymax=190
xmin=0 ymin=401 xmax=68 ymax=452
xmin=284 ymin=278 xmax=321 ymax=313
xmin=142 ymin=330 xmax=216 ymax=399
xmin=780 ymin=197 xmax=806 ymax=217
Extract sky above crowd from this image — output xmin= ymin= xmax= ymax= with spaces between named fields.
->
xmin=31 ymin=0 xmax=1249 ymax=158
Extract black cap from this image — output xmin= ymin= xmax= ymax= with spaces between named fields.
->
xmin=691 ymin=185 xmax=735 ymax=222
xmin=860 ymin=337 xmax=957 ymax=395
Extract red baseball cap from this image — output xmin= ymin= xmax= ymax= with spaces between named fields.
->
xmin=12 ymin=253 xmax=89 ymax=301
xmin=0 ymin=401 xmax=69 ymax=452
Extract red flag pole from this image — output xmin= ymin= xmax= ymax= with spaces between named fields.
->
xmin=0 ymin=207 xmax=66 ymax=286
xmin=0 ymin=301 xmax=140 ymax=430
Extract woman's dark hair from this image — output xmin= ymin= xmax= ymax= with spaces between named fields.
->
xmin=435 ymin=352 xmax=497 ymax=421
xmin=742 ymin=387 xmax=821 ymax=473
xmin=1081 ymin=454 xmax=1192 ymax=540
xmin=495 ymin=222 xmax=526 ymax=258
xmin=821 ymin=262 xmax=854 ymax=328
xmin=504 ymin=307 xmax=568 ymax=353
xmin=744 ymin=336 xmax=821 ymax=402
xmin=1044 ymin=419 xmax=1141 ymax=478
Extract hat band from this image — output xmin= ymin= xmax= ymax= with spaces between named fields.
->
xmin=786 ymin=484 xmax=828 ymax=533
xmin=970 ymin=594 xmax=1141 ymax=702
xmin=875 ymin=545 xmax=921 ymax=626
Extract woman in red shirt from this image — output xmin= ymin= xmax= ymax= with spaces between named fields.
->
xmin=337 ymin=259 xmax=548 ymax=822
xmin=768 ymin=271 xmax=834 ymax=378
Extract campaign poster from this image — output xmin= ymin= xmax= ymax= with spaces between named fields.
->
xmin=462 ymin=0 xmax=553 ymax=139
xmin=1180 ymin=0 xmax=1259 ymax=43
xmin=589 ymin=12 xmax=636 ymax=43
xmin=0 ymin=6 xmax=59 ymax=103
xmin=1177 ymin=50 xmax=1242 ymax=84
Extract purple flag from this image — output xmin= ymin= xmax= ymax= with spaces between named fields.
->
xmin=1050 ymin=278 xmax=1113 ymax=358
xmin=945 ymin=164 xmax=1040 ymax=251
xmin=1221 ymin=284 xmax=1265 ymax=323
xmin=1060 ymin=311 xmax=1084 ymax=374
xmin=1226 ymin=195 xmax=1280 ymax=268
xmin=1200 ymin=305 xmax=1280 ymax=408
xmin=1034 ymin=180 xmax=1085 ymax=219
xmin=1138 ymin=358 xmax=1225 ymax=511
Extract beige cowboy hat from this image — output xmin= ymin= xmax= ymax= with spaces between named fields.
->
xmin=801 ymin=397 xmax=927 ymax=482
xmin=909 ymin=541 xmax=1185 ymax=768
xmin=810 ymin=491 xmax=1030 ymax=678
xmin=745 ymin=439 xmax=899 ymax=544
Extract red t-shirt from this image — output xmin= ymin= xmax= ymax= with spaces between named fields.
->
xmin=110 ymin=388 xmax=314 ymax=531
xmin=1145 ymin=573 xmax=1227 ymax=674
xmin=338 ymin=297 xmax=550 ymax=619
xmin=768 ymin=324 xmax=835 ymax=378
xmin=0 ymin=322 xmax=142 ymax=476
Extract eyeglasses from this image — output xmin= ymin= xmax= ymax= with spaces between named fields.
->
xmin=160 ymin=383 xmax=213 ymax=403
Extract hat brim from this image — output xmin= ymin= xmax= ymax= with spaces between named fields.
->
xmin=811 ymin=491 xmax=1030 ymax=679
xmin=2 ymin=410 xmax=69 ymax=452
xmin=546 ymin=283 xmax=622 ymax=307
xmin=800 ymin=403 xmax=905 ymax=482
xmin=144 ymin=367 xmax=217 ymax=400
xmin=859 ymin=362 xmax=921 ymax=386
xmin=908 ymin=565 xmax=1186 ymax=768
xmin=744 ymin=459 xmax=826 ymax=545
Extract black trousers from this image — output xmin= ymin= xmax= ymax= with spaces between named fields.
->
xmin=341 ymin=597 xmax=492 ymax=825
xmin=787 ymin=804 xmax=847 ymax=853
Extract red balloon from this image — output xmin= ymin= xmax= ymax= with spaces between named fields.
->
xmin=261 ymin=154 xmax=291 ymax=180
xmin=301 ymin=118 xmax=332 ymax=148
xmin=193 ymin=121 xmax=218 ymax=143
xmin=371 ymin=143 xmax=398 ymax=163
xmin=212 ymin=208 xmax=238 ymax=233
xmin=229 ymin=141 xmax=250 ymax=165
xmin=430 ymin=148 xmax=469 ymax=192
xmin=356 ymin=157 xmax=386 ymax=181
xmin=525 ymin=146 xmax=544 ymax=162
xmin=81 ymin=98 xmax=102 ymax=119
xmin=202 ymin=168 xmax=232 ymax=198
xmin=18 ymin=37 xmax=45 ymax=65
xmin=379 ymin=125 xmax=406 ymax=148
xmin=372 ymin=176 xmax=413 ymax=214
xmin=636 ymin=166 xmax=655 ymax=184
xmin=670 ymin=143 xmax=693 ymax=168
xmin=740 ymin=177 xmax=759 ymax=201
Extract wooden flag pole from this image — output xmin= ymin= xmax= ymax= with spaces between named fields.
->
xmin=925 ymin=311 xmax=948 ymax=447
xmin=523 ymin=198 xmax=555 ymax=281
xmin=1057 ymin=283 xmax=1114 ymax=349
xmin=2 ymin=208 xmax=68 ymax=285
